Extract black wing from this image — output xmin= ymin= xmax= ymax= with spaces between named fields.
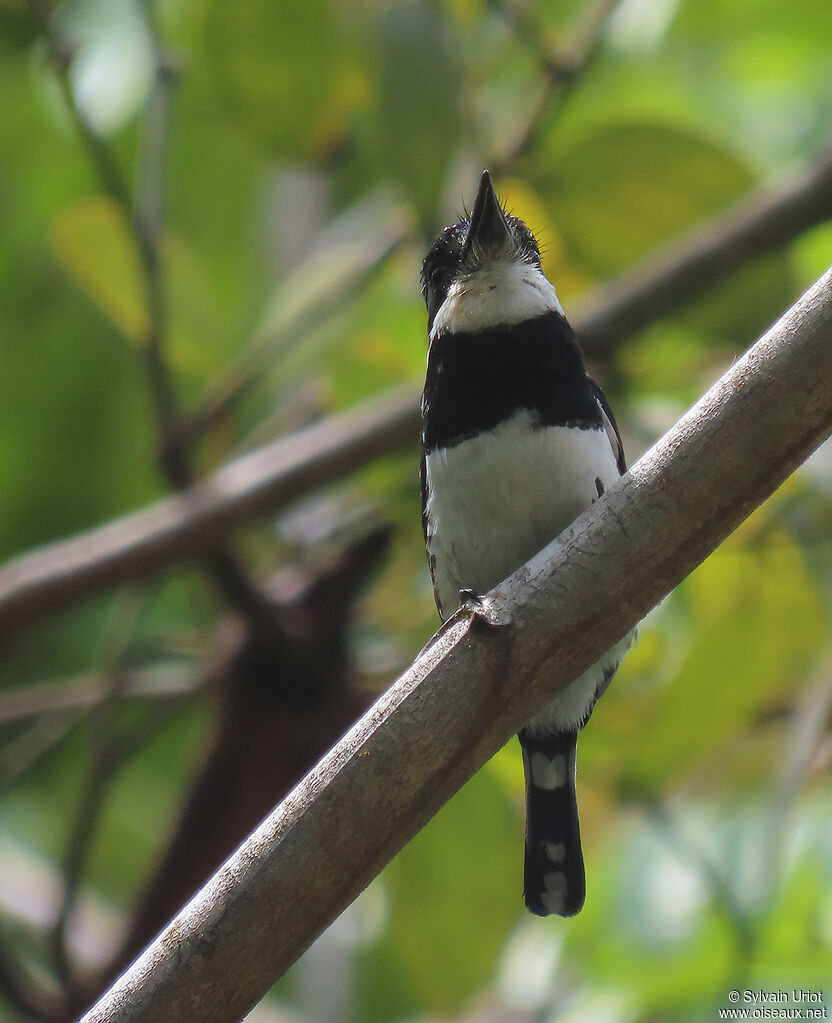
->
xmin=420 ymin=442 xmax=429 ymax=544
xmin=589 ymin=377 xmax=626 ymax=475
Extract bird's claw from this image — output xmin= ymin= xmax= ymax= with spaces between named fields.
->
xmin=458 ymin=588 xmax=505 ymax=629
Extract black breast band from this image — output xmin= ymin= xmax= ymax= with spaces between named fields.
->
xmin=421 ymin=312 xmax=602 ymax=453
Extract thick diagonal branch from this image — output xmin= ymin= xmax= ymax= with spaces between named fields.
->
xmin=81 ymin=269 xmax=832 ymax=1023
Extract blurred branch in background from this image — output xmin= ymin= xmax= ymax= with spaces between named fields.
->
xmin=80 ymin=268 xmax=832 ymax=1023
xmin=3 ymin=139 xmax=832 ymax=643
xmin=575 ymin=140 xmax=832 ymax=357
xmin=130 ymin=0 xmax=186 ymax=486
xmin=183 ymin=227 xmax=410 ymax=446
xmin=25 ymin=0 xmax=134 ymax=217
xmin=0 ymin=706 xmax=86 ymax=791
xmin=0 ymin=385 xmax=418 ymax=644
xmin=47 ymin=593 xmax=145 ymax=1007
xmin=30 ymin=0 xmax=182 ymax=477
xmin=645 ymin=798 xmax=756 ymax=977
xmin=26 ymin=0 xmax=304 ymax=664
xmin=642 ymin=659 xmax=832 ymax=1011
xmin=98 ymin=524 xmax=390 ymax=991
xmin=760 ymin=659 xmax=832 ymax=900
xmin=489 ymin=0 xmax=626 ymax=173
xmin=0 ymin=591 xmax=197 ymax=1020
xmin=0 ymin=944 xmax=65 ymax=1023
xmin=0 ymin=666 xmax=201 ymax=729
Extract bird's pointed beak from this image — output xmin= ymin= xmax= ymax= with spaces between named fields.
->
xmin=464 ymin=170 xmax=511 ymax=259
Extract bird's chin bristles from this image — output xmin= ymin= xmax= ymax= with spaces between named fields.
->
xmin=430 ymin=260 xmax=564 ymax=340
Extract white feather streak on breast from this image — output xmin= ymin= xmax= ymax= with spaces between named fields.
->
xmin=430 ymin=261 xmax=563 ymax=339
xmin=424 ymin=410 xmax=631 ymax=732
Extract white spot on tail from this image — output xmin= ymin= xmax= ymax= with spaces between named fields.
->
xmin=541 ymin=891 xmax=565 ymax=914
xmin=544 ymin=871 xmax=568 ymax=894
xmin=542 ymin=841 xmax=566 ymax=863
xmin=530 ymin=752 xmax=567 ymax=789
xmin=541 ymin=872 xmax=568 ymax=913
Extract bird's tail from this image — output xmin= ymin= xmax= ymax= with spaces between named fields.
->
xmin=519 ymin=727 xmax=585 ymax=917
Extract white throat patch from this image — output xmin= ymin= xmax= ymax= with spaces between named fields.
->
xmin=430 ymin=260 xmax=563 ymax=339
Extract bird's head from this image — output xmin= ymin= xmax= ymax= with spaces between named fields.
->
xmin=421 ymin=170 xmax=561 ymax=337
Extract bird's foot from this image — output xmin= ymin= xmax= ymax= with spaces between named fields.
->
xmin=458 ymin=588 xmax=506 ymax=629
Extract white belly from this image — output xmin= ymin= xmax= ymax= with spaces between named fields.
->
xmin=424 ymin=409 xmax=632 ymax=731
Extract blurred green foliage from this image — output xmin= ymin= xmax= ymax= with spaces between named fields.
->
xmin=0 ymin=0 xmax=831 ymax=1021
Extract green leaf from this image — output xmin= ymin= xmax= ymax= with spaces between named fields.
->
xmin=367 ymin=2 xmax=462 ymax=230
xmin=0 ymin=7 xmax=39 ymax=51
xmin=252 ymin=203 xmax=408 ymax=376
xmin=536 ymin=121 xmax=794 ymax=342
xmin=202 ymin=0 xmax=344 ymax=159
xmin=355 ymin=766 xmax=521 ymax=1017
xmin=51 ymin=197 xmax=145 ymax=341
xmin=616 ymin=534 xmax=826 ymax=792
xmin=50 ymin=197 xmax=224 ymax=377
xmin=672 ymin=0 xmax=832 ymax=42
xmin=324 ymin=257 xmax=427 ymax=407
xmin=537 ymin=123 xmax=754 ymax=275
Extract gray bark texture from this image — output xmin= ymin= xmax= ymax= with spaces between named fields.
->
xmin=79 ymin=268 xmax=832 ymax=1023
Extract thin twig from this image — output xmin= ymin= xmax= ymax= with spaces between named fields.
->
xmin=490 ymin=0 xmax=625 ymax=174
xmin=0 ymin=708 xmax=86 ymax=789
xmin=31 ymin=0 xmax=295 ymax=652
xmin=0 ymin=665 xmax=201 ymax=727
xmin=128 ymin=3 xmax=304 ymax=651
xmin=132 ymin=1 xmax=293 ymax=648
xmin=30 ymin=0 xmax=180 ymax=476
xmin=0 ymin=941 xmax=65 ymax=1023
xmin=49 ymin=593 xmax=145 ymax=997
xmin=758 ymin=658 xmax=832 ymax=904
xmin=645 ymin=798 xmax=762 ymax=1015
xmin=132 ymin=0 xmax=185 ymax=486
xmin=34 ymin=0 xmax=182 ymax=481
xmin=646 ymin=798 xmax=757 ymax=963
xmin=182 ymin=229 xmax=409 ymax=444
